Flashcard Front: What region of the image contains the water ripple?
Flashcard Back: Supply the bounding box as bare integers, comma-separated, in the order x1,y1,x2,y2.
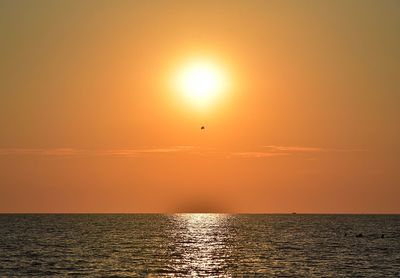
0,214,399,276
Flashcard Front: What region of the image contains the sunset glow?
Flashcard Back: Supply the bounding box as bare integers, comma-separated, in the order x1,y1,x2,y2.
0,1,399,214
1,1,399,276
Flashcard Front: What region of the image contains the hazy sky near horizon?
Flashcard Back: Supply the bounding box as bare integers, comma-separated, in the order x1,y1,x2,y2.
1,0,399,213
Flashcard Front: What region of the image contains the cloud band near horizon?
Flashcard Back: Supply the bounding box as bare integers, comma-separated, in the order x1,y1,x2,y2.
0,145,367,158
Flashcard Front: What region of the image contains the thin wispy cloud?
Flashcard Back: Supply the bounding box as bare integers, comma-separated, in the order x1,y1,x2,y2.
103,146,196,157
263,145,367,153
263,145,324,152
0,148,80,156
232,152,290,158
0,145,366,159
231,145,367,158
0,146,197,157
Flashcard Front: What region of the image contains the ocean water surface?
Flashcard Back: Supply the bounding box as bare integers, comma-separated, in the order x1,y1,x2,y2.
0,214,399,277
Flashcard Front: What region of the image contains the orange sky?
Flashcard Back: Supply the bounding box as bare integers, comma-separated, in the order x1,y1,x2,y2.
0,1,399,213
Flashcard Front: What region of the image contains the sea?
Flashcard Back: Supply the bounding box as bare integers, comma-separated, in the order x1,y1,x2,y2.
0,214,399,277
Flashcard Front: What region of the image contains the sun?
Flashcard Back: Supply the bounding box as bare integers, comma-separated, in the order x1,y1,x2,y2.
173,59,229,108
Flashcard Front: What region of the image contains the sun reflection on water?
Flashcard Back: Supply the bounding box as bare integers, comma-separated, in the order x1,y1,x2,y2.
168,214,233,277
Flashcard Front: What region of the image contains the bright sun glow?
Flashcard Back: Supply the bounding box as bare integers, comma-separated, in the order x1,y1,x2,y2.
173,59,229,108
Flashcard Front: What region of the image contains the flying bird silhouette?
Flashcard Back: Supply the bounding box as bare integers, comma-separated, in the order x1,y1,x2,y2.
201,126,205,130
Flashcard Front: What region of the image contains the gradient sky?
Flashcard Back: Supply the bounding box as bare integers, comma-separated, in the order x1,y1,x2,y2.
1,0,399,213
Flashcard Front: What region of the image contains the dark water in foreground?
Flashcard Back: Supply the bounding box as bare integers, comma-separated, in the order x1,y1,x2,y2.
0,214,399,277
